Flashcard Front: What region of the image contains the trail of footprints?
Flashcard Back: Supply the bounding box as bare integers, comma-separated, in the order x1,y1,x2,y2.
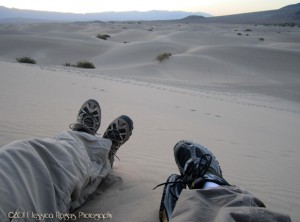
43,65,300,114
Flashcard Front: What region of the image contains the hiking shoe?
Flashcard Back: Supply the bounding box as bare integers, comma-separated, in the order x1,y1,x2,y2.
158,174,186,222
174,140,230,189
103,115,133,167
70,99,101,135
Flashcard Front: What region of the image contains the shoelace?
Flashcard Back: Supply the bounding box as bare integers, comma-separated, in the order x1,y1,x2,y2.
110,148,121,161
153,154,213,190
185,154,212,181
69,123,101,135
71,107,99,129
153,176,187,190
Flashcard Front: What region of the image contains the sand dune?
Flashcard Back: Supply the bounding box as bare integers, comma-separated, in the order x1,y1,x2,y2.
0,21,300,221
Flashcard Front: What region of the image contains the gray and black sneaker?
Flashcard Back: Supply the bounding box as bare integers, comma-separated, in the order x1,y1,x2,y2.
155,140,230,222
70,99,101,135
174,140,230,189
157,174,186,222
103,115,133,167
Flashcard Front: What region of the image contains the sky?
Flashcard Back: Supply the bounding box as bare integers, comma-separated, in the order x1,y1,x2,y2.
0,0,299,16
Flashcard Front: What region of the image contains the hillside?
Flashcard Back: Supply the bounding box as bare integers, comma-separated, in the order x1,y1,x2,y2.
182,3,300,24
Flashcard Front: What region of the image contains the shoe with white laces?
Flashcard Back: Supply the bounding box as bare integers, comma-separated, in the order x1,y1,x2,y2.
70,99,101,135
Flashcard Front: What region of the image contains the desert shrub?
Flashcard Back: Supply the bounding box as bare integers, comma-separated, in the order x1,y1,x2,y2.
63,61,95,68
258,37,265,41
284,23,295,27
16,56,36,64
156,52,172,63
97,34,111,40
75,61,95,69
64,62,71,67
245,28,252,32
237,33,242,36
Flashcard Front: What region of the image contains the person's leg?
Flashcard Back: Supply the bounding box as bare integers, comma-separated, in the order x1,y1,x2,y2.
171,186,291,222
0,100,104,221
158,140,291,222
103,115,133,167
158,140,229,221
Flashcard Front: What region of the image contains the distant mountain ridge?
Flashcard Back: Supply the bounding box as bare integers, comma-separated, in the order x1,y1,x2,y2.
181,3,300,24
0,6,211,23
1,3,299,24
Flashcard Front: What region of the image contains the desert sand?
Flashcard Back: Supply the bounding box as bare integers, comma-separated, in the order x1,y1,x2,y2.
0,21,300,221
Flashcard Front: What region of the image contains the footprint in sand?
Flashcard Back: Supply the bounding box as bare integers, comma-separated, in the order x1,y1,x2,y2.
206,113,222,118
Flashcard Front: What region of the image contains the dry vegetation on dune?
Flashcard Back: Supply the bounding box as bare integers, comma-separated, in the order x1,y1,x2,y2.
96,34,111,40
16,56,36,64
156,52,172,63
64,61,95,69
